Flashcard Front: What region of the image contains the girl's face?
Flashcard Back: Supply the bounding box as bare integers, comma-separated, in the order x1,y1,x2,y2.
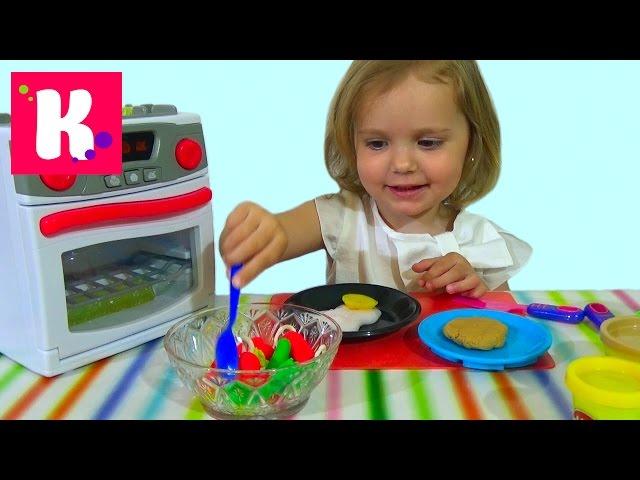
355,74,470,230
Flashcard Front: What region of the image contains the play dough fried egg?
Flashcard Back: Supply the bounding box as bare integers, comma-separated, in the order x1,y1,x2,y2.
342,293,378,310
321,305,382,332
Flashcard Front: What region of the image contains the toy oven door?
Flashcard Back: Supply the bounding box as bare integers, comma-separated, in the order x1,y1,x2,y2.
29,187,214,359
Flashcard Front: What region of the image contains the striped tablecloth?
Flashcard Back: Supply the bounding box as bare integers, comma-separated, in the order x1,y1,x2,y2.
1,290,638,420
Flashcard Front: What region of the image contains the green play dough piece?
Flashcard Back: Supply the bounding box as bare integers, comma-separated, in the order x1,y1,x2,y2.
225,382,260,407
267,337,291,368
259,358,299,398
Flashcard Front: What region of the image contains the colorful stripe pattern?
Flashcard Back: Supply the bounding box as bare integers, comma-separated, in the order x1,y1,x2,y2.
0,290,637,420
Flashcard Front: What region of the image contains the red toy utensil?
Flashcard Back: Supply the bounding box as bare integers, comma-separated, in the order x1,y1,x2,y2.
450,295,528,315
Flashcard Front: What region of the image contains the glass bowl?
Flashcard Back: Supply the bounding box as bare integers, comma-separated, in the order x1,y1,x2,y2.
163,302,342,419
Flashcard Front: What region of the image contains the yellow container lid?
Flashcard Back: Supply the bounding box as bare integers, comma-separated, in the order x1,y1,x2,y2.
565,356,640,409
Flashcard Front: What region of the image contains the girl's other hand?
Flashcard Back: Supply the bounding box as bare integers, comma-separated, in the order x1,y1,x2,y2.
412,252,488,298
219,202,288,289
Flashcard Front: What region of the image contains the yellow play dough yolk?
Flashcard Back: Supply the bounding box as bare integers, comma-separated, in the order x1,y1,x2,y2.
342,293,378,310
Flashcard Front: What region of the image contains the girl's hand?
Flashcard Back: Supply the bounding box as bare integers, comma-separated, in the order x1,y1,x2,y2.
219,202,288,288
411,252,488,298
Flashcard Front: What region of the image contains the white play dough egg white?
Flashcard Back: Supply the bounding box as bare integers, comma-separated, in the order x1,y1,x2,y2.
321,305,382,332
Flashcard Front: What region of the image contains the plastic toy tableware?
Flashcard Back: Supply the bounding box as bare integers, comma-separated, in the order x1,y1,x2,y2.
215,263,243,372
287,283,421,340
584,303,615,330
450,295,584,324
451,295,528,315
417,308,552,370
565,356,640,420
526,303,584,324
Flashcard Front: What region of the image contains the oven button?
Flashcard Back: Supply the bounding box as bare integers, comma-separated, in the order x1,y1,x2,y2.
175,138,202,170
104,175,123,188
151,105,178,115
40,174,76,191
143,168,160,182
124,170,142,185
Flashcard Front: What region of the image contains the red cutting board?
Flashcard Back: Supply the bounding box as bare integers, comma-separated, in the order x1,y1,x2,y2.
271,291,555,371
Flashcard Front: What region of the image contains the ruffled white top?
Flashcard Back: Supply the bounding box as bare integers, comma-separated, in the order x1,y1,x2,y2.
314,190,532,291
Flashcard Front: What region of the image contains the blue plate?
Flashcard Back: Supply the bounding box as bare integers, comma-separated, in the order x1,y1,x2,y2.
417,308,552,371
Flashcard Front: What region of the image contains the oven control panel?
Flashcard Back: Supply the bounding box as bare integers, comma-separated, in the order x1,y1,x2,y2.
4,104,209,200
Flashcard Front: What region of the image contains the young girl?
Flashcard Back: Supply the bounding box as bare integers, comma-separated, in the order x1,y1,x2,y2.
219,61,532,298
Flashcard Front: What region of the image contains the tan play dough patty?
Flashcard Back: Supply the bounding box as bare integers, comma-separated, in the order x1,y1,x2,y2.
443,317,508,350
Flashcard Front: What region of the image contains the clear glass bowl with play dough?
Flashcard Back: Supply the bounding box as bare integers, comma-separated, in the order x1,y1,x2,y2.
565,356,640,420
163,303,342,419
600,315,640,363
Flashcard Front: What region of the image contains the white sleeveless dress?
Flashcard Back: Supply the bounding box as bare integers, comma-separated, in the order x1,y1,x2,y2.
314,190,532,291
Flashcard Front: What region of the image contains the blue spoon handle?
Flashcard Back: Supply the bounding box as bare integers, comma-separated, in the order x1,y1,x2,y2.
228,263,242,330
215,263,243,374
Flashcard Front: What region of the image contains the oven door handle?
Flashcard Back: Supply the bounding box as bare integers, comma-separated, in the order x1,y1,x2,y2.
39,187,213,237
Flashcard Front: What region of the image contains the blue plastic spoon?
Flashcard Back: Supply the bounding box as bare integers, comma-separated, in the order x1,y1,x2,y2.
215,263,242,374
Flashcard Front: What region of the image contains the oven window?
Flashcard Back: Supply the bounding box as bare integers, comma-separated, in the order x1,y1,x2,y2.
62,228,196,331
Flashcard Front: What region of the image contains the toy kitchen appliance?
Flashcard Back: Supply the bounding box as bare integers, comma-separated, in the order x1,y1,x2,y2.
0,104,215,376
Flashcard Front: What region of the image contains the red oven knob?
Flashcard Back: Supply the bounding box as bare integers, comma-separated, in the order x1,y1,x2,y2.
175,138,202,170
40,174,77,191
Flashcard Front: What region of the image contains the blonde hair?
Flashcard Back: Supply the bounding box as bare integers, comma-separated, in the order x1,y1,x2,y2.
324,60,500,211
